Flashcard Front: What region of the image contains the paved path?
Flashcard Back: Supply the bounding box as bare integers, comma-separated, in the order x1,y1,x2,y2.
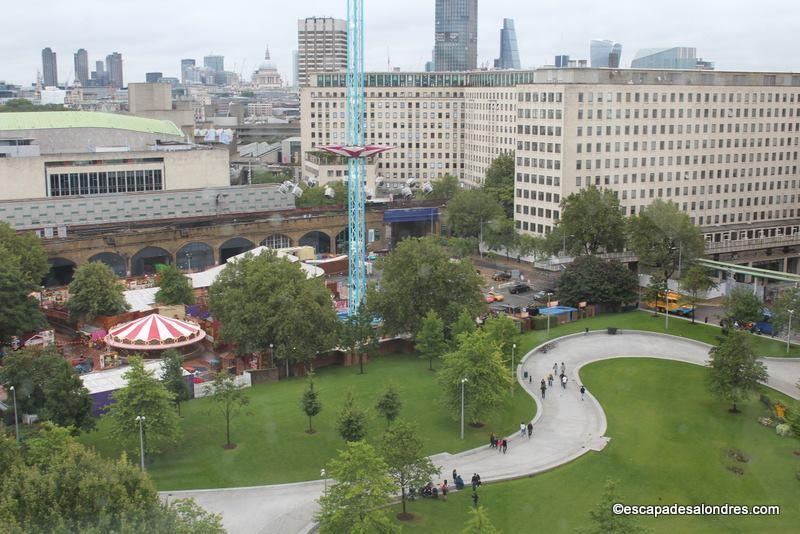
165,331,800,534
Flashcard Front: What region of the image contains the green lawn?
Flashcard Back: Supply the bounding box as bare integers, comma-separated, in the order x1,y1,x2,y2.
79,353,534,490
393,358,800,533
514,310,800,359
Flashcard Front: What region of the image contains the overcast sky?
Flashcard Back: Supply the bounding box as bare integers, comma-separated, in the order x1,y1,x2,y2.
2,0,799,87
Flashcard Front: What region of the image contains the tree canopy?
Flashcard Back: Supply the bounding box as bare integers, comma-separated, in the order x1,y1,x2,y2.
0,222,49,285
556,256,637,309
445,189,505,238
0,247,44,343
161,349,190,415
338,306,379,375
723,286,762,326
336,391,367,442
680,264,716,323
381,420,439,517
483,314,519,364
707,330,768,413
429,174,460,200
66,262,129,321
370,237,485,336
555,186,625,255
463,506,502,534
301,372,322,433
770,287,800,335
155,265,195,306
210,371,250,448
580,480,648,534
483,152,515,218
416,310,447,371
375,383,402,428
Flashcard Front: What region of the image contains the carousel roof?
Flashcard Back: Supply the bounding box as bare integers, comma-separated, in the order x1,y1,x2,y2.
105,313,205,350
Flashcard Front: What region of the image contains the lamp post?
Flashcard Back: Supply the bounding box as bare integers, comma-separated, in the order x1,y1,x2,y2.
10,385,19,443
546,292,553,335
664,277,670,330
562,233,574,257
321,468,327,493
511,343,516,396
269,343,274,368
460,377,468,440
135,415,146,471
479,217,484,259
787,309,794,353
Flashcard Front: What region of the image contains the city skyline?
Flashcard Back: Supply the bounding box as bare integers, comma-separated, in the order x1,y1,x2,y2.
2,0,800,86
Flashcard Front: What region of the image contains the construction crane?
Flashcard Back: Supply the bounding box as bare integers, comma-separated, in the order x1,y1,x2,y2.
320,0,392,316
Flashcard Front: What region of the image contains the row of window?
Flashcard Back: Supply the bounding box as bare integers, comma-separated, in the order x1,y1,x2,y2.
576,121,799,137
48,169,164,197
572,174,799,190
575,138,797,154
577,91,800,104
576,106,799,120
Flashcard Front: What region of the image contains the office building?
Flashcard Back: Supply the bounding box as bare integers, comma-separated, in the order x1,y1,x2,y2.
204,55,225,73
42,47,58,87
90,61,108,86
181,59,196,84
631,47,714,70
494,18,521,70
555,55,570,68
434,0,478,71
590,40,622,68
292,50,299,87
74,49,89,86
297,17,347,86
608,44,622,68
145,72,163,83
106,52,124,88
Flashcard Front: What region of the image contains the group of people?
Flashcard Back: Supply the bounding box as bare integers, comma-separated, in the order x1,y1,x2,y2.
538,362,587,399
489,433,509,453
518,421,533,439
418,470,480,501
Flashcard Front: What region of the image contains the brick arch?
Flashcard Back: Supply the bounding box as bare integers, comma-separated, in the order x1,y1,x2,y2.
175,242,216,272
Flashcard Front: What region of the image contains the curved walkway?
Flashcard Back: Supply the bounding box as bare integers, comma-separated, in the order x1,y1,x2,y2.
165,331,800,534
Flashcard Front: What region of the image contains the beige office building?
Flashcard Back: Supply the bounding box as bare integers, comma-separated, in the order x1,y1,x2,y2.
297,18,348,87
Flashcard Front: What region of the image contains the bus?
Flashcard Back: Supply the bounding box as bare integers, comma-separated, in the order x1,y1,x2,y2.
644,290,694,317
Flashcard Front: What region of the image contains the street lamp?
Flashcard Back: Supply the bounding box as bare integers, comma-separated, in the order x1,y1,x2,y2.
511,343,516,396
787,309,794,353
460,377,468,440
321,468,327,493
546,292,554,335
135,415,146,471
269,343,274,368
9,385,19,443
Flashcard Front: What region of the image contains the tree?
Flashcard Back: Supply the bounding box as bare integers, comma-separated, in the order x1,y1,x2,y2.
483,152,515,218
642,273,667,315
155,264,195,306
580,480,648,534
484,314,519,363
707,330,768,413
556,256,637,310
301,372,322,433
556,186,626,255
0,347,93,433
375,384,402,428
483,217,518,260
770,287,800,336
381,420,440,518
450,308,477,341
723,286,762,326
369,237,485,337
517,233,545,260
0,424,224,533
0,98,66,113
338,306,379,375
209,251,338,375
66,262,129,321
446,236,479,259
0,247,44,344
210,371,250,449
108,356,181,455
161,349,190,415
627,199,705,279
416,310,447,371
336,391,367,442
316,441,399,534
445,189,504,238
430,173,460,200
438,329,513,425
0,221,49,285
463,506,501,534
680,264,716,323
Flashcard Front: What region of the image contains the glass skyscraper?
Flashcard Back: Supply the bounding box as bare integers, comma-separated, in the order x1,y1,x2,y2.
590,39,622,68
494,18,521,69
434,0,478,71
631,47,713,70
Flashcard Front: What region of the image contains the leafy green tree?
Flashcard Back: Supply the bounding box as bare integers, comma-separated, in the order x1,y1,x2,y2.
161,349,190,415
438,329,513,424
555,186,625,255
155,264,195,306
642,273,667,315
770,287,800,336
446,236,479,258
579,480,649,534
316,441,399,534
627,199,705,279
416,310,447,371
517,233,545,260
338,306,379,375
209,251,338,375
108,356,181,455
0,424,224,533
0,98,66,113
707,330,768,413
463,506,502,534
66,262,129,321
430,174,460,200
375,383,402,428
483,152,515,218
336,391,367,442
295,181,348,208
556,256,637,309
370,237,485,337
723,286,762,326
484,314,519,363
483,217,518,260
301,372,322,433
0,222,49,285
210,371,250,448
451,309,477,341
445,189,504,238
680,264,716,323
0,247,44,343
0,347,93,433
381,420,440,518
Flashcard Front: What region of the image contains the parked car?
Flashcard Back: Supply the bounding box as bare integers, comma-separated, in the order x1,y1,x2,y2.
509,283,531,294
488,291,504,302
492,271,512,281
532,290,548,301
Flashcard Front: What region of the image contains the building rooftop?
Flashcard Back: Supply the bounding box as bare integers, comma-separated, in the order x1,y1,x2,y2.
0,111,183,137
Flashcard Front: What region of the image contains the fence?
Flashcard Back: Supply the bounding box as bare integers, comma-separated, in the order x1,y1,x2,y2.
193,372,252,398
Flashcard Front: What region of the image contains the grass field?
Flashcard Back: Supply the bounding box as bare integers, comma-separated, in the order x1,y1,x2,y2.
79,353,535,490
393,358,800,533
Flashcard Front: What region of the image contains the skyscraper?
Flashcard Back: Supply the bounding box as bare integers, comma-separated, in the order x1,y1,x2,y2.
434,0,478,71
608,43,622,68
590,39,622,68
631,47,713,70
296,17,347,86
203,55,224,72
74,49,89,86
106,52,123,88
41,47,58,87
494,18,520,69
145,72,163,83
181,59,195,84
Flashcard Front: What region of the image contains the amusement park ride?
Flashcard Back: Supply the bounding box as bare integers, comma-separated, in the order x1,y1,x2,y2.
320,0,393,316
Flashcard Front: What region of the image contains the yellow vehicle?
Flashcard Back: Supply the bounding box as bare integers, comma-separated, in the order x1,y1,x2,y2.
644,291,694,317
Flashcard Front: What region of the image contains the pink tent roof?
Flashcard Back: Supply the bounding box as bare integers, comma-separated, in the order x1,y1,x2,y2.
105,314,205,350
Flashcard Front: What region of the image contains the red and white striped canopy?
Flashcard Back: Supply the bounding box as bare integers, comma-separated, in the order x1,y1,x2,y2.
105,314,205,350
318,144,394,158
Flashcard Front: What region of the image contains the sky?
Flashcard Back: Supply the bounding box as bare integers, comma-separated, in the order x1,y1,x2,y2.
2,0,800,87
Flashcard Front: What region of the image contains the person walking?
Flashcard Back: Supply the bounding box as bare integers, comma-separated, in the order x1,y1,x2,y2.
498,438,504,453
452,469,458,482
580,385,586,400
519,422,526,437
540,381,547,399
560,362,566,375
471,473,478,490
502,439,508,454
547,373,553,387
561,374,567,389
527,422,533,439
489,433,496,449
440,480,448,501
553,362,558,376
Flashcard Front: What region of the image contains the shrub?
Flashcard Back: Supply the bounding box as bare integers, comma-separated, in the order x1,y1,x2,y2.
776,423,792,437
758,416,776,427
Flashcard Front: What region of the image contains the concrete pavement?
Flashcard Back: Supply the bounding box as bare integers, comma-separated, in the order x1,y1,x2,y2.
163,331,800,534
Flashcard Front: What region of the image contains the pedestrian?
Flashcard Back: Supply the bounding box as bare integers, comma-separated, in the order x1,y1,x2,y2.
498,438,503,453
580,385,586,400
540,382,547,399
489,433,496,448
548,373,553,387
519,422,526,437
452,469,458,482
560,362,566,375
502,439,508,454
475,473,481,487
561,374,567,389
704,316,708,324
553,362,558,376
441,480,448,501
529,375,532,384
584,327,589,335
527,422,533,439
471,473,478,490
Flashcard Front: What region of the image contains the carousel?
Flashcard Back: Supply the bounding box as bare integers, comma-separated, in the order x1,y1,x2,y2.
104,313,206,352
